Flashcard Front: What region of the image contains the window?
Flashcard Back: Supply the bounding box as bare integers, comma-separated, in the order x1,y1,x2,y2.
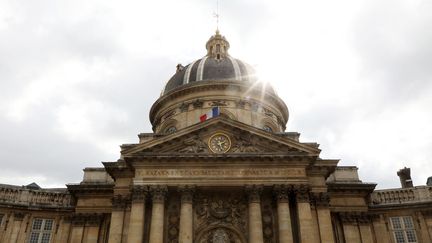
390,216,417,243
0,213,4,225
165,126,177,134
263,125,273,132
28,218,54,243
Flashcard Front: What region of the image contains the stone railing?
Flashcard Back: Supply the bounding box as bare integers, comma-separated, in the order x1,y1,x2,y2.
370,186,432,206
0,184,73,209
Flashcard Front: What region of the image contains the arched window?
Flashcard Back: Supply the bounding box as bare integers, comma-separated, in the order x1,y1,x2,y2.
263,125,273,132
165,126,177,134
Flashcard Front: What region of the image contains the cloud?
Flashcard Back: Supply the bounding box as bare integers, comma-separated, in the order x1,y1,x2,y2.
0,0,431,189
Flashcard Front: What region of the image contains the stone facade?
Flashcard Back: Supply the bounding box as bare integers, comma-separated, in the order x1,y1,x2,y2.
1,31,432,243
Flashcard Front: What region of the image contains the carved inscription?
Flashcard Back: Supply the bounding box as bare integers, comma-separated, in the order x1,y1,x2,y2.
137,168,305,179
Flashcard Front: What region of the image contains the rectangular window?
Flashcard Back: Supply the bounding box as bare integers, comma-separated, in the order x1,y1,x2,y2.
389,216,418,243
0,213,4,225
28,218,54,243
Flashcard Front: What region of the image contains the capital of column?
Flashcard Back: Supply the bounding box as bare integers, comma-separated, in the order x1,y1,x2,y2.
131,185,148,202
294,185,310,203
13,212,25,221
178,185,196,204
311,192,330,207
273,184,290,203
112,194,130,210
245,185,263,203
150,185,168,203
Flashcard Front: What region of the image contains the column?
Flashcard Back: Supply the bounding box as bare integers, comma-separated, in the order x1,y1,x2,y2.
9,212,24,243
70,215,85,243
340,213,361,243
274,185,293,243
313,192,336,243
84,214,103,243
55,216,72,242
149,185,168,243
372,215,391,243
358,219,374,243
127,186,148,243
178,186,195,243
246,185,264,243
108,195,128,243
295,185,318,243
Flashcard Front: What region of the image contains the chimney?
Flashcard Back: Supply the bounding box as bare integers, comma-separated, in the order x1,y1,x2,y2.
397,167,413,188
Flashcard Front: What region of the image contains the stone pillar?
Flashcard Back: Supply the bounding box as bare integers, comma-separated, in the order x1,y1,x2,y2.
295,185,318,243
149,185,168,243
127,186,148,243
9,212,24,243
274,185,293,243
55,216,72,242
70,215,86,243
417,212,432,243
372,215,391,243
84,214,103,243
108,195,128,243
358,214,374,243
179,186,195,243
246,185,264,243
340,213,361,243
313,192,335,243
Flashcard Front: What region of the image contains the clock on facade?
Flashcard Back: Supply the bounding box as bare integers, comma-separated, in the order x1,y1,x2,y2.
208,133,231,153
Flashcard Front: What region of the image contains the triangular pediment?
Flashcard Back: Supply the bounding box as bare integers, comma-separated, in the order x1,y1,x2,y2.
122,117,320,157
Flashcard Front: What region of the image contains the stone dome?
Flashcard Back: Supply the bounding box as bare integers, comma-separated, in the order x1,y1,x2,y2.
150,30,288,134
161,30,258,96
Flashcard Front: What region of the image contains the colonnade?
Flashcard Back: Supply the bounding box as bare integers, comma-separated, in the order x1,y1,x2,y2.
105,185,334,243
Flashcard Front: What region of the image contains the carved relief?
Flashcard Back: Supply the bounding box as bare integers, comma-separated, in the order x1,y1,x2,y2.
194,192,248,242
177,135,209,153
112,195,129,210
294,185,310,203
131,185,148,202
311,192,330,207
179,102,189,112
193,99,204,108
261,198,276,243
150,185,168,203
166,196,180,243
235,100,247,109
231,134,261,153
197,227,243,243
209,100,228,107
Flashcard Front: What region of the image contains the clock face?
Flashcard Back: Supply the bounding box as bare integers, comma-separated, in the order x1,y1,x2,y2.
208,133,231,153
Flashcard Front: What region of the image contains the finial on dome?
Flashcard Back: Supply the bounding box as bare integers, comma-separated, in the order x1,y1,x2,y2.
205,30,230,60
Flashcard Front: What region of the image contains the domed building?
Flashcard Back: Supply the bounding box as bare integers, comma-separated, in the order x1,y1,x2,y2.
0,31,431,243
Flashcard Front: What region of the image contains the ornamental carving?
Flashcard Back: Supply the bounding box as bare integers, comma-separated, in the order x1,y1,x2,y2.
166,197,180,243
208,100,228,107
179,185,195,204
261,198,277,243
131,185,148,202
177,135,209,153
231,134,262,153
311,192,330,207
197,227,244,243
179,102,189,112
194,192,248,237
150,185,168,203
193,99,204,108
245,185,263,203
112,195,129,210
294,185,310,203
273,185,290,203
235,100,247,109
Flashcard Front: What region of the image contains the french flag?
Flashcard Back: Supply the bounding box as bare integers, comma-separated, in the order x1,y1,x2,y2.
200,107,220,122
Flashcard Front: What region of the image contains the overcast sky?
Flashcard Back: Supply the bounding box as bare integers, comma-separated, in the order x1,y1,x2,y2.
0,0,431,189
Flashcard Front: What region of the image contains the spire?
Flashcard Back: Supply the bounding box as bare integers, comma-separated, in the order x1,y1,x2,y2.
205,30,230,60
